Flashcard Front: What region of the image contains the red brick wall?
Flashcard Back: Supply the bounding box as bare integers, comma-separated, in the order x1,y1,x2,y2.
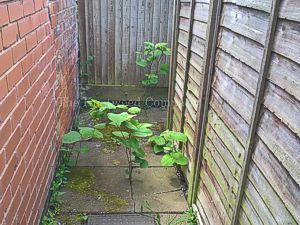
0,0,78,224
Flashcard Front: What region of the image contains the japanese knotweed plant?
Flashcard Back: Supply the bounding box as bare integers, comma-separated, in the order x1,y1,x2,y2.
136,42,171,86
149,130,189,167
63,100,154,180
107,106,154,179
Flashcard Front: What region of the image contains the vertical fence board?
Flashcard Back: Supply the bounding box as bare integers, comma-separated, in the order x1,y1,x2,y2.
79,0,174,87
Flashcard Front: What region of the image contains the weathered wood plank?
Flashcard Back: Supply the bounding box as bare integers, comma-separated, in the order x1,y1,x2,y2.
279,0,300,22
207,109,245,166
243,179,277,225
187,76,200,97
240,196,263,225
188,64,203,86
122,0,131,84
210,90,249,145
198,181,224,225
253,139,300,222
92,0,100,84
107,0,115,84
205,139,239,195
223,0,271,12
191,35,206,58
200,169,232,224
274,20,300,65
215,49,259,96
129,0,138,84
218,28,264,72
268,53,300,101
238,209,252,225
115,0,123,84
212,68,254,123
248,163,297,224
192,21,207,40
206,127,242,180
100,0,108,84
179,2,191,19
221,4,269,45
194,3,209,22
202,148,237,208
257,109,300,186
136,0,146,84
264,82,300,137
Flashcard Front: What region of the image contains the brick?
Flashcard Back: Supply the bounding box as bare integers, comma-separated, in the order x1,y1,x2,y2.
17,76,30,98
8,1,24,22
0,49,13,76
20,107,33,134
21,52,35,74
36,26,45,43
23,0,35,16
11,158,25,195
0,119,11,149
12,39,27,63
6,64,22,90
11,98,26,129
0,153,17,195
0,76,8,101
0,89,17,122
30,13,40,30
34,0,44,11
25,31,37,52
39,8,49,25
4,126,21,163
2,23,19,48
0,31,3,51
0,5,9,27
18,17,32,37
0,187,11,223
4,188,21,225
16,130,31,161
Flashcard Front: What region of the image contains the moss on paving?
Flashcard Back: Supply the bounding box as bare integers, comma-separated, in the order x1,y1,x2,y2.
65,168,129,212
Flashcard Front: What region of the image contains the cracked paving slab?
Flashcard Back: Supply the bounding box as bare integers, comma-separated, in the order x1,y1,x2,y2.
132,168,188,213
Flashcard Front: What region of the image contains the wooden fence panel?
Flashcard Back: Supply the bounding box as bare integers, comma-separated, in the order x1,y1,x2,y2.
169,0,300,224
78,0,174,87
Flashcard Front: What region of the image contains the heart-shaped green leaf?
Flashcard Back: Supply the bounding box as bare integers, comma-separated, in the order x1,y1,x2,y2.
62,131,81,144
135,157,149,168
172,152,188,166
108,112,135,127
94,123,106,130
79,127,95,140
112,131,129,138
161,154,174,166
132,127,153,137
133,147,145,158
136,58,148,67
149,135,166,146
128,107,141,114
153,144,164,154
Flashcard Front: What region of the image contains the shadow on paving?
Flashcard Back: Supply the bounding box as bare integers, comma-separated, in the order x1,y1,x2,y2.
57,108,188,224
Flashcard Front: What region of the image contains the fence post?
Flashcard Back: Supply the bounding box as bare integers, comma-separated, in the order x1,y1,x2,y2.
187,0,223,205
167,0,180,129
230,1,280,224
177,0,196,135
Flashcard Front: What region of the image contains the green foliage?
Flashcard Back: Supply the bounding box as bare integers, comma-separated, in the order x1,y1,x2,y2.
136,41,171,86
80,55,94,79
149,130,189,167
41,148,72,225
106,109,154,177
76,213,88,223
128,106,141,114
62,131,81,144
141,202,198,225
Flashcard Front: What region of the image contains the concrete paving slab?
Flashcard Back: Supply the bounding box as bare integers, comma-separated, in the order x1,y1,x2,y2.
60,167,133,213
75,142,128,167
88,214,155,225
132,168,188,213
